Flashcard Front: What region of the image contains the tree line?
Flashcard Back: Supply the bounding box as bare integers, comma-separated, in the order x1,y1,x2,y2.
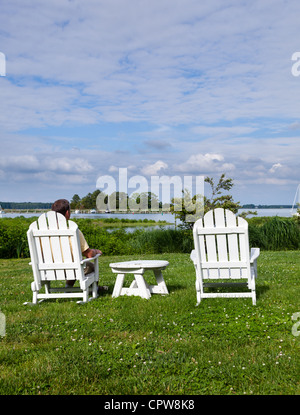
70,190,164,211
1,174,243,225
70,174,245,229
0,202,52,210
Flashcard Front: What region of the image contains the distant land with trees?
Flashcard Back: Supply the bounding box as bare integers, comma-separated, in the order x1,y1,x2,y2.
1,174,294,211
0,202,52,210
0,182,294,211
241,204,292,209
0,200,293,211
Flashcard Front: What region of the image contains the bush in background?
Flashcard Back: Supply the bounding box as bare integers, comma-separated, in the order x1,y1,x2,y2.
0,215,299,259
0,217,33,258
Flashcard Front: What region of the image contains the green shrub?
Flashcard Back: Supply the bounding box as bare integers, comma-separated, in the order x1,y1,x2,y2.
130,228,193,254
248,224,268,250
0,216,298,259
260,216,300,250
247,216,300,251
0,217,35,258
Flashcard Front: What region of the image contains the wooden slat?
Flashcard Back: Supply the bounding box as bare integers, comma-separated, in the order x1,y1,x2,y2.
37,213,55,280
47,212,65,280
27,226,43,290
204,210,218,278
225,210,240,277
238,216,250,278
68,220,83,280
214,208,228,278
201,261,248,268
38,263,79,270
56,212,76,281
197,227,244,235
201,292,253,299
32,229,75,237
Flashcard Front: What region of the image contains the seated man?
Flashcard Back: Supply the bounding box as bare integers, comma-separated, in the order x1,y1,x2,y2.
51,199,107,294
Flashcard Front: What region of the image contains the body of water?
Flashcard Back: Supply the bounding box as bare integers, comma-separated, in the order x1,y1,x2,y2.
237,208,294,218
0,208,294,221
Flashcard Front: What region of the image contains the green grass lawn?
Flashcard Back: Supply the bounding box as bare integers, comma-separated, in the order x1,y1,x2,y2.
0,251,299,395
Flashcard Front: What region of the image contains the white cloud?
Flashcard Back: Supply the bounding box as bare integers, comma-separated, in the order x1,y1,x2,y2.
141,160,168,176
0,154,92,174
1,0,300,130
269,163,283,174
0,0,300,203
178,153,235,174
108,165,119,173
45,157,93,174
0,155,40,172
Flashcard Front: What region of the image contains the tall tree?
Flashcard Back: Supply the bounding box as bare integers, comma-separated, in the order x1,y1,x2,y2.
171,174,241,229
70,194,81,209
81,190,101,210
204,174,240,214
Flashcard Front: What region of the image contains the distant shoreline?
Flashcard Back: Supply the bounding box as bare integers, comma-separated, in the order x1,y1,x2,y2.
0,205,294,213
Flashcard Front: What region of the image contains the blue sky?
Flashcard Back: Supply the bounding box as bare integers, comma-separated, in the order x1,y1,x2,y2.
0,0,299,205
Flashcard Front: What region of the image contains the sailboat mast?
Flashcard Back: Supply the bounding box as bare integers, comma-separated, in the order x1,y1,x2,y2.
291,184,300,214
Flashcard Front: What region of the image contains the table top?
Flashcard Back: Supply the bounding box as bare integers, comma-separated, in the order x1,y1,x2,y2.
109,260,169,270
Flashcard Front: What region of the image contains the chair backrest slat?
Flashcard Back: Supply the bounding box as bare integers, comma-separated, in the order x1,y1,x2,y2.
225,209,240,277
37,213,55,280
237,216,250,278
46,211,65,280
56,212,76,281
214,208,229,278
68,220,82,280
203,211,217,278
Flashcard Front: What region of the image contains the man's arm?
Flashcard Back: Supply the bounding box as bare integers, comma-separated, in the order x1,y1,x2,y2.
82,248,102,258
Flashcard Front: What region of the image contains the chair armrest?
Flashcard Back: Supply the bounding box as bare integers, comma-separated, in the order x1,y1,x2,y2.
81,253,101,264
250,248,260,263
190,250,196,263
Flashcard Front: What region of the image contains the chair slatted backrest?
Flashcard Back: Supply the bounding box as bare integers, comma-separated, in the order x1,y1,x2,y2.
27,211,83,289
193,208,251,279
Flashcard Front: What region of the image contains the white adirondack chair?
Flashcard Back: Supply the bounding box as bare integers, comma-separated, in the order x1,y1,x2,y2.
190,208,260,305
25,211,100,305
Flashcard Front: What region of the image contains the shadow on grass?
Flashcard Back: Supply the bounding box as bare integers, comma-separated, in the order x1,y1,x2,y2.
165,283,187,293
256,284,270,300
196,282,270,301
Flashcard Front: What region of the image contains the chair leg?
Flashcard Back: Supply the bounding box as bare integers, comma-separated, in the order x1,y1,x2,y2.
252,277,256,305
250,267,256,305
77,289,89,304
195,278,202,306
196,291,201,306
44,282,51,295
92,281,98,299
24,290,38,306
32,287,39,305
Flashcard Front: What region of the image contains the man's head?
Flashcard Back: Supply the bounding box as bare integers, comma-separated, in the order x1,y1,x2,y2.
51,199,70,219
